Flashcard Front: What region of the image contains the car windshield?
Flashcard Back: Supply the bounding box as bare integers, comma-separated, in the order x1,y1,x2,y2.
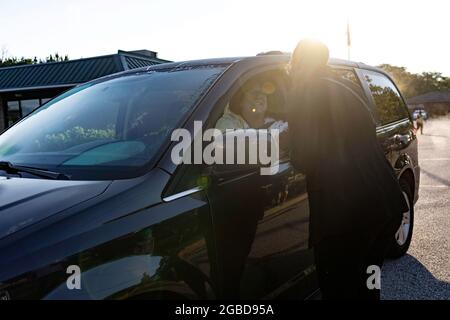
0,65,226,180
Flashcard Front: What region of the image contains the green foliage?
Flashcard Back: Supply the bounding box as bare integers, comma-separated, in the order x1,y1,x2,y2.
42,126,116,150
0,52,69,68
368,83,406,123
378,64,450,98
0,56,35,67
44,53,69,63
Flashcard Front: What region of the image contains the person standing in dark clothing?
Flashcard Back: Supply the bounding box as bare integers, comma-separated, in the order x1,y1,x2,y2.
287,39,409,300
416,114,424,134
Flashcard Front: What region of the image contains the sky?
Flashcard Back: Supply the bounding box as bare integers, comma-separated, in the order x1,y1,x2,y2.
1,0,449,76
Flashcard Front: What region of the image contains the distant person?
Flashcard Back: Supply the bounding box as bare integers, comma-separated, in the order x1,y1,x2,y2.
287,39,409,300
416,114,424,134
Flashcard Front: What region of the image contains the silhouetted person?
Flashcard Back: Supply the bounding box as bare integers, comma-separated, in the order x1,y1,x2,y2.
416,114,424,134
287,39,409,300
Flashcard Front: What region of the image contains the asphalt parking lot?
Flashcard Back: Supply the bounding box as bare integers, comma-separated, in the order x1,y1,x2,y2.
382,115,450,300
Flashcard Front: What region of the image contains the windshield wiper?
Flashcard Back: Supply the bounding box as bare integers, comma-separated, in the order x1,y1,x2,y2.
0,161,71,180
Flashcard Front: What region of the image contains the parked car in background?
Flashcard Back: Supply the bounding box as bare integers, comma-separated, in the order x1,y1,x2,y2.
412,109,428,120
0,54,419,300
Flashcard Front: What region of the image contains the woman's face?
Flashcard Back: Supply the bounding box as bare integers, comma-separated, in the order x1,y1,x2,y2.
240,85,268,125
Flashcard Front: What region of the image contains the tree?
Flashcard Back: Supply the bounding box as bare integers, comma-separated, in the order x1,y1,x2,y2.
378,64,450,98
0,48,69,68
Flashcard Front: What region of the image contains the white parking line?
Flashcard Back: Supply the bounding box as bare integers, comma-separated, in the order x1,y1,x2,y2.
420,185,450,188
420,158,450,161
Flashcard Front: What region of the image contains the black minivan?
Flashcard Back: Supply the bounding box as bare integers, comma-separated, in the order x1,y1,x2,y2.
0,54,419,300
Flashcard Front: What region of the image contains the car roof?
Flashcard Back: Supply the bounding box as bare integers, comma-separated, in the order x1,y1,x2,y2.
130,54,387,75
90,54,390,84
123,54,360,70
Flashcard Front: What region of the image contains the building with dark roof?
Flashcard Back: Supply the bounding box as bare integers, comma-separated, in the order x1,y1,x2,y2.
407,90,450,115
0,49,170,131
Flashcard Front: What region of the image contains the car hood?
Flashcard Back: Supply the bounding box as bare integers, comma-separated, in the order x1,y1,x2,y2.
0,177,111,239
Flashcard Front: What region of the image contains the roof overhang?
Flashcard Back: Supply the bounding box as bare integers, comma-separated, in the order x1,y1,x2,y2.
0,83,77,94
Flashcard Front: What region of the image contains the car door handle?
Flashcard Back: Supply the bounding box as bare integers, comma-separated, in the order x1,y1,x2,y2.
162,186,203,202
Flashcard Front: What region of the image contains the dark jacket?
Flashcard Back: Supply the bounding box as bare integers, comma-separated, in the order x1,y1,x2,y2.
288,69,408,245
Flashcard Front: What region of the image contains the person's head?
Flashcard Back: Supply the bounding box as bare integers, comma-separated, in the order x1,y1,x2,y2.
230,80,271,127
289,39,330,79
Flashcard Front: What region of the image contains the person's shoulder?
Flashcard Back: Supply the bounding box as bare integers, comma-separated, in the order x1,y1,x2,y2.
215,112,246,131
215,114,235,130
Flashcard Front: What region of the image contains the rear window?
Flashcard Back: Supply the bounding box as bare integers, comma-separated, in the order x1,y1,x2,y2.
330,68,368,102
361,70,409,125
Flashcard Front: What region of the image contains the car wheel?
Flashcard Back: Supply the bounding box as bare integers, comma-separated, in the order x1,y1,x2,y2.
388,180,414,258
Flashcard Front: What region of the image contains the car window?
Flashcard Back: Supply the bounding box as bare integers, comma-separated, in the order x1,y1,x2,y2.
169,71,290,195
330,68,360,86
213,71,290,153
361,70,409,125
330,67,369,104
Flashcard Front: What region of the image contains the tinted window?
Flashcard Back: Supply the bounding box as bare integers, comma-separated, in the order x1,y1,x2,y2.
331,68,360,86
7,101,21,127
41,98,52,104
362,70,409,125
330,68,368,103
0,66,226,180
21,99,40,116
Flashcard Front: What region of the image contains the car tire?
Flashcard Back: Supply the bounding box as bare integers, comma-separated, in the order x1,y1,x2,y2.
388,180,414,258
